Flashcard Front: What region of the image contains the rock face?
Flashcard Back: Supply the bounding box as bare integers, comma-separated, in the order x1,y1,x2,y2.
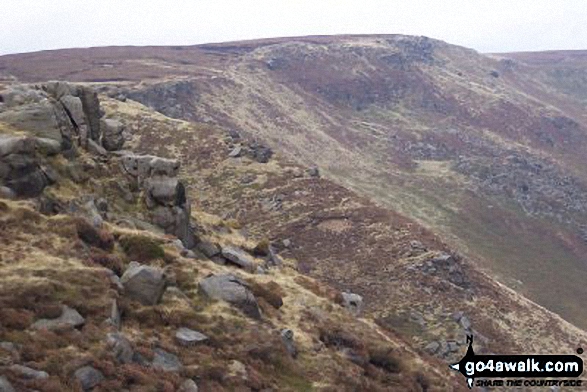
120,262,166,305
32,305,85,330
199,274,261,319
121,153,195,248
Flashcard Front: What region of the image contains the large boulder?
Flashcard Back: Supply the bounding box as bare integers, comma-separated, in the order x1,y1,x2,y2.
199,274,261,319
150,204,194,249
101,119,125,151
120,262,166,305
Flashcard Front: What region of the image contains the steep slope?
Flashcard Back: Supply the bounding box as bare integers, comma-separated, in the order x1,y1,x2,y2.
3,35,584,329
2,36,587,383
0,82,472,391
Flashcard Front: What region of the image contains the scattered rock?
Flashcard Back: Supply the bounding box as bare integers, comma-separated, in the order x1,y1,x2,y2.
32,305,85,330
0,376,15,392
9,364,49,380
266,247,284,268
421,253,469,288
282,239,292,248
424,341,441,354
199,274,261,319
175,327,209,346
196,240,220,258
409,311,426,327
179,379,199,392
308,166,320,177
410,240,426,252
107,333,134,364
228,145,242,158
152,348,182,372
280,329,298,358
221,246,257,271
120,262,166,305
249,142,273,163
341,292,363,316
74,366,104,391
460,316,472,331
256,266,266,275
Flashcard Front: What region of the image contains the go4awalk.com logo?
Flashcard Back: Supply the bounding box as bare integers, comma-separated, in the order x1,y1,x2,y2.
449,336,584,389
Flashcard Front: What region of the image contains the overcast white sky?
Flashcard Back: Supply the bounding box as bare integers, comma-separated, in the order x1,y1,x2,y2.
2,0,586,56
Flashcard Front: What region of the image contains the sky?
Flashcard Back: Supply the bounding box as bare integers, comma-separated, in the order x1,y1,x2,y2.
2,0,587,56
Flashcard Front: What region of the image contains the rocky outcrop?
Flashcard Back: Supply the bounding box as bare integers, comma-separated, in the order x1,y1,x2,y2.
0,82,127,199
121,153,195,248
199,274,261,319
